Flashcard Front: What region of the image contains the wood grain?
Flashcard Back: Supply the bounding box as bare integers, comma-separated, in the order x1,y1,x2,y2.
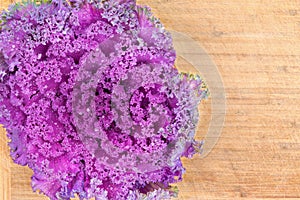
1,0,300,199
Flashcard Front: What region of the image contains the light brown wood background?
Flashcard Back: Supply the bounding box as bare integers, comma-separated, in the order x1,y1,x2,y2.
1,0,300,199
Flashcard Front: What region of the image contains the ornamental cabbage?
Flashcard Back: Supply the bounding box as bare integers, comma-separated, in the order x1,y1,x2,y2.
0,0,208,199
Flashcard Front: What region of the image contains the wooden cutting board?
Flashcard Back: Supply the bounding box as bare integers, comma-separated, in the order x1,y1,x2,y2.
1,0,300,199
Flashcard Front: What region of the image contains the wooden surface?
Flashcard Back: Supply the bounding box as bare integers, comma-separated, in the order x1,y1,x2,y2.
1,0,300,199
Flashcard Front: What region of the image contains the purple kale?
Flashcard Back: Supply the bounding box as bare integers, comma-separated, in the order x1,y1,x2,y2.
0,0,209,199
